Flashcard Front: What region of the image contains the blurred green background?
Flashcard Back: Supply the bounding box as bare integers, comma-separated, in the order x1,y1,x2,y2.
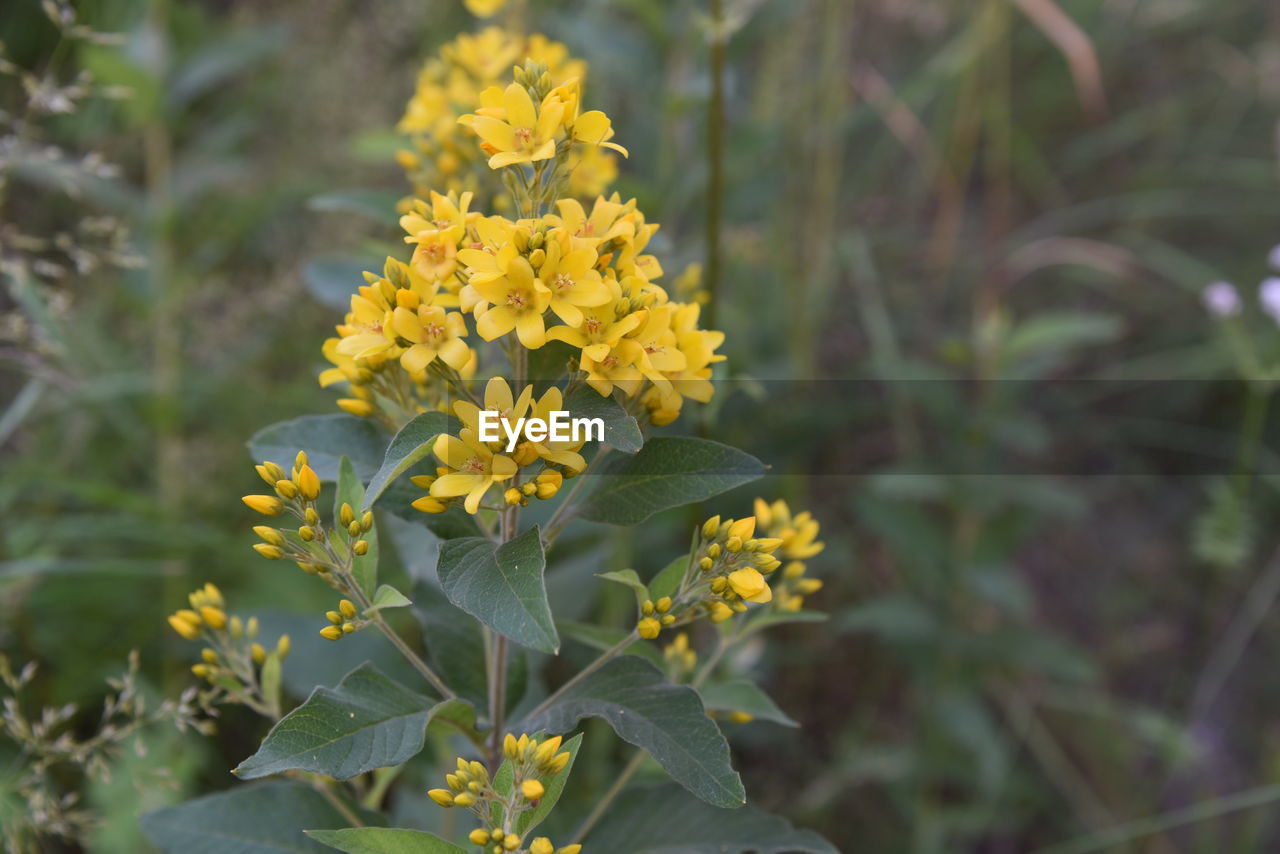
6,0,1280,851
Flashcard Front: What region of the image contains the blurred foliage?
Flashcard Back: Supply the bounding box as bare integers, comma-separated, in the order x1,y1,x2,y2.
7,0,1280,851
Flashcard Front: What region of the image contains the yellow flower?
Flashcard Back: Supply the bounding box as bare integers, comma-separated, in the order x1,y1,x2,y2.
430,429,518,513
570,109,628,157
580,339,645,397
546,302,646,362
460,83,565,169
727,568,772,604
453,376,534,443
567,144,618,199
525,385,586,472
468,253,552,348
537,231,611,326
463,0,507,17
392,304,472,374
637,617,661,639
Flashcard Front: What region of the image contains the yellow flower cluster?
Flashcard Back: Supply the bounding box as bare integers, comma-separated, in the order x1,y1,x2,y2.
426,735,579,854
628,499,826,640
166,583,290,717
753,498,825,612
397,28,613,202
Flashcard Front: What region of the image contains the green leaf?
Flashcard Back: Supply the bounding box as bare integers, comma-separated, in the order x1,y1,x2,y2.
596,569,648,607
577,438,765,526
426,697,481,740
336,457,378,598
234,663,438,780
249,415,385,482
141,781,373,853
585,783,837,854
363,412,457,510
520,657,744,808
699,679,797,727
490,733,583,834
308,828,467,854
437,527,558,654
556,620,663,666
367,584,412,614
307,190,403,226
647,555,689,601
564,386,643,453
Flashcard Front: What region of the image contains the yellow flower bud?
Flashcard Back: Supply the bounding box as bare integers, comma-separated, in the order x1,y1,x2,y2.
470,830,491,846
699,556,713,571
353,539,370,556
753,537,784,553
199,606,227,630
504,487,525,506
701,515,721,538
242,495,284,516
338,398,375,417
320,625,343,641
410,474,437,489
521,482,537,496
295,451,309,469
339,599,357,619
534,481,559,500
783,561,806,579
512,443,539,467
491,829,504,841
413,496,447,514
530,838,554,854
730,711,754,724
557,846,582,854
298,525,315,541
641,600,654,615
708,601,734,622
255,464,276,485
453,792,476,808
655,597,672,613
341,621,357,634
755,555,781,573
502,834,520,851
727,517,756,540
726,536,743,553
348,520,361,537
361,511,374,531
251,643,266,665
191,663,211,678
727,568,772,603
253,526,285,546
660,614,675,626
796,578,824,594
248,616,259,638
305,507,320,526
253,543,284,560
230,615,244,638
521,779,545,800
326,610,343,625
296,465,321,500
427,788,455,807
707,543,721,559
168,614,201,640
275,479,299,499
201,648,219,664
709,577,727,593
277,634,291,658
637,617,661,639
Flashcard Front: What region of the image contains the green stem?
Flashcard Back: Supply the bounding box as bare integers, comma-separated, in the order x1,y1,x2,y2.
523,630,638,721
368,610,455,699
703,0,726,332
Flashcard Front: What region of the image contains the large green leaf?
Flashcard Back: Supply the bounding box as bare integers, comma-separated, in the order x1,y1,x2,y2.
577,438,765,526
308,828,467,854
584,783,837,854
234,663,438,780
249,415,385,482
140,782,373,853
437,526,558,654
336,456,378,597
699,679,797,727
363,412,458,510
564,386,643,453
490,733,583,834
520,656,744,808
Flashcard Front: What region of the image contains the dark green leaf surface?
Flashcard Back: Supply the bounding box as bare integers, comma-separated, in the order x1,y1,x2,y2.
585,783,838,854
308,828,467,854
234,663,436,780
363,411,457,510
577,438,765,526
520,656,744,807
140,782,370,854
249,415,385,482
596,569,648,606
437,527,558,653
565,386,643,453
647,555,689,601
699,679,798,727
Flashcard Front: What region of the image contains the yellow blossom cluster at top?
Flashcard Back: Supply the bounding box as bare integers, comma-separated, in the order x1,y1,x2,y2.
397,27,614,203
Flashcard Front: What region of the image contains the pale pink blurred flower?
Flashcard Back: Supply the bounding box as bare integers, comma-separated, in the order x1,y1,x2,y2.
1202,281,1241,317
1260,278,1280,323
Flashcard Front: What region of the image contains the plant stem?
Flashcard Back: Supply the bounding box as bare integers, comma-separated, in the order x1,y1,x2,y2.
571,748,646,844
369,611,455,699
542,445,612,546
524,630,638,721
